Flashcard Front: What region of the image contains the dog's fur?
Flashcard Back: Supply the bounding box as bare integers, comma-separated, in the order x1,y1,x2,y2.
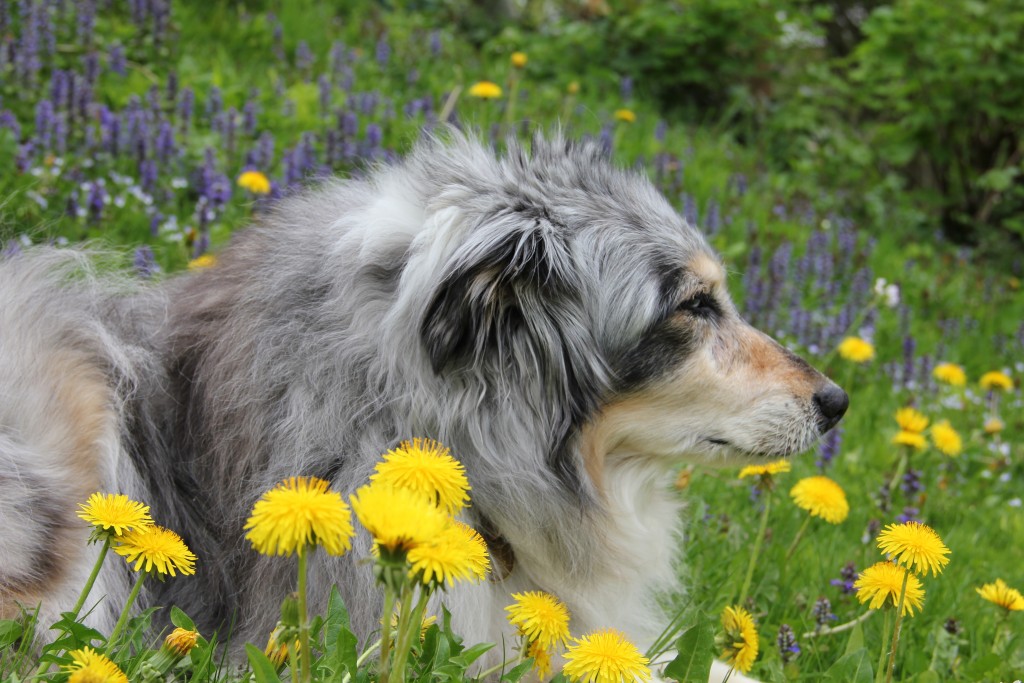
0,134,846,671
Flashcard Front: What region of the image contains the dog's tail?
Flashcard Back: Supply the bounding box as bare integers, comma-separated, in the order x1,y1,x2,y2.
0,249,147,630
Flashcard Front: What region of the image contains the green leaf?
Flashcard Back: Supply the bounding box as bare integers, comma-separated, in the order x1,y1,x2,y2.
499,657,536,682
324,586,351,650
0,620,24,649
844,620,865,655
663,611,715,683
246,643,283,683
825,648,873,683
962,652,1002,679
169,606,196,631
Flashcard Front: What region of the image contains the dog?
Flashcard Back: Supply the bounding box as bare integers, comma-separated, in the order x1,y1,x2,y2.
0,133,846,678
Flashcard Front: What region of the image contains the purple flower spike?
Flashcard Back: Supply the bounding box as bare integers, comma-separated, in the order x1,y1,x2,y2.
777,624,800,664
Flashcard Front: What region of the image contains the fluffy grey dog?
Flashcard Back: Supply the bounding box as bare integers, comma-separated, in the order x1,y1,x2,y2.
0,134,846,669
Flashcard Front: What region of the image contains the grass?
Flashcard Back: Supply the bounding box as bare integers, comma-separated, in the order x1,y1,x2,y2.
0,1,1022,682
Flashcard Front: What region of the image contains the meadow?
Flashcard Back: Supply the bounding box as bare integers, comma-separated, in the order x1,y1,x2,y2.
0,1,1022,682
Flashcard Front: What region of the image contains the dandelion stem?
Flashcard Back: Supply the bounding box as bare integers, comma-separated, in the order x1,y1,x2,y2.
72,536,112,618
378,583,398,683
784,515,812,563
874,609,892,683
737,491,772,606
884,570,911,683
801,610,875,639
34,537,114,676
297,549,313,683
389,585,422,683
722,665,735,683
106,570,149,653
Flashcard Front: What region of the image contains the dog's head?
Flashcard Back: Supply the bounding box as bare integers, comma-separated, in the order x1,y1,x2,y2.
413,134,846,478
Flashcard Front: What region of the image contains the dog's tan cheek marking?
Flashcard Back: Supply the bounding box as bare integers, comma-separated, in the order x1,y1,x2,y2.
736,327,818,398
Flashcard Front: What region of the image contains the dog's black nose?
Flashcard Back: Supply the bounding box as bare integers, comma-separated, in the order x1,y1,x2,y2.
813,385,849,430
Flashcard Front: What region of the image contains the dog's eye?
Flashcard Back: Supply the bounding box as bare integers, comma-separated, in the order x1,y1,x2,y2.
677,293,718,317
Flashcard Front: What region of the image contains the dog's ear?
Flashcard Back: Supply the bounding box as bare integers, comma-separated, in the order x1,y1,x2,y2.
420,206,576,373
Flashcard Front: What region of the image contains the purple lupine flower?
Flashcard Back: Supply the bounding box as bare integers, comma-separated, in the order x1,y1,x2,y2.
339,110,358,137
0,110,22,141
139,158,158,191
816,425,842,470
192,231,209,259
295,40,313,74
152,0,171,48
34,99,55,149
896,506,919,524
329,40,346,80
830,562,857,595
53,115,67,154
901,469,923,497
86,180,107,222
166,70,179,104
155,120,175,162
375,34,390,67
318,74,332,116
875,481,891,513
429,30,442,56
178,87,194,129
654,119,667,142
133,245,159,279
812,597,836,628
242,95,259,136
257,131,274,168
82,51,100,85
222,107,238,157
902,334,916,389
149,210,162,236
776,624,800,664
65,193,79,218
17,2,41,85
206,86,222,122
0,0,9,37
682,193,698,227
598,125,613,157
38,1,55,57
705,199,720,236
109,44,127,76
270,14,285,63
50,69,69,110
620,75,633,100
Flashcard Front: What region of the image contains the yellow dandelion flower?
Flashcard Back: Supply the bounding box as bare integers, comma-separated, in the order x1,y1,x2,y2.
930,420,962,457
854,561,925,616
976,578,1024,612
562,629,651,683
188,254,216,270
468,81,503,99
933,362,966,386
244,477,354,557
979,371,1013,391
719,605,759,674
77,493,153,537
237,170,272,195
163,627,200,656
527,640,553,679
350,482,449,554
837,336,874,363
614,109,636,123
112,525,196,576
984,417,1005,434
790,476,849,524
371,439,470,515
876,521,950,577
895,407,929,433
505,591,571,650
265,631,299,667
407,520,490,587
892,430,927,450
511,52,528,68
738,460,791,479
64,647,129,683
